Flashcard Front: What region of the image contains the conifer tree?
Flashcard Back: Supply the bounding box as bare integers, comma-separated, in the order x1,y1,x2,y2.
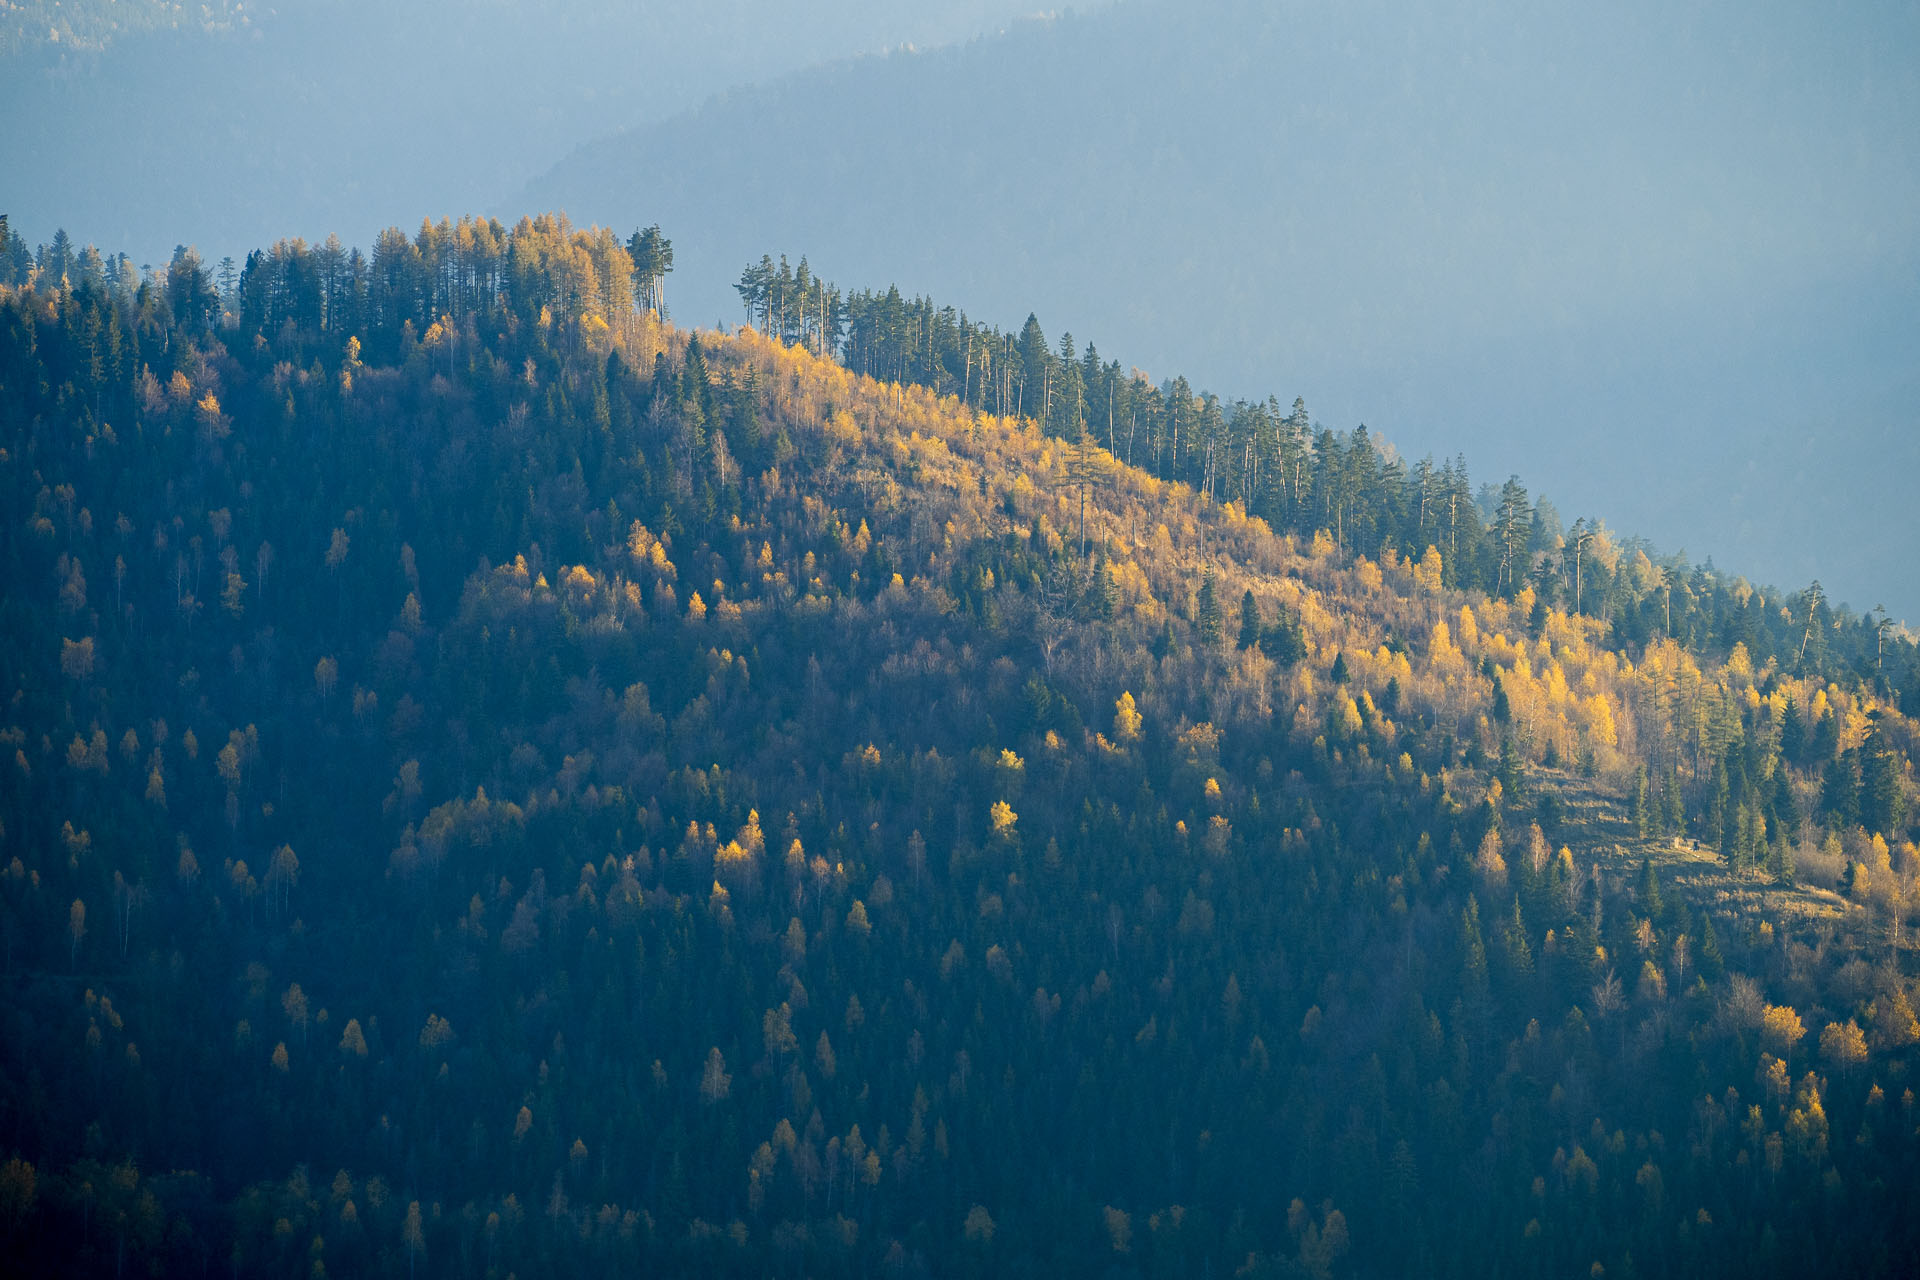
1460,897,1489,1001
1238,589,1261,650
1503,897,1533,977
1860,723,1907,836
1196,572,1223,648
628,225,673,315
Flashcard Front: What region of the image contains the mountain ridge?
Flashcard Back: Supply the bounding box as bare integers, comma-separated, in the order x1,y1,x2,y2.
520,0,1920,623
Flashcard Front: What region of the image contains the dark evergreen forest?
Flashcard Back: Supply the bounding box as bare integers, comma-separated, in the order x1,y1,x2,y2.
1,215,1917,1277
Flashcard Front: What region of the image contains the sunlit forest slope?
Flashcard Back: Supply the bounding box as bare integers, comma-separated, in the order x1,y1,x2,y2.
1,215,1918,1277
526,0,1920,622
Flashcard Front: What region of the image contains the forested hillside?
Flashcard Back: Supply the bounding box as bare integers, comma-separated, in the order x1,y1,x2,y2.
2,215,1918,1277
526,0,1920,624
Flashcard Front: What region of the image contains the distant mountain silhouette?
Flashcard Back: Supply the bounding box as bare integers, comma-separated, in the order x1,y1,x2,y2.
0,0,1050,267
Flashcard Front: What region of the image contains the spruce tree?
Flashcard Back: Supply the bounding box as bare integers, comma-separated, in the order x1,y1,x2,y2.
1769,831,1796,883
1822,753,1859,827
1238,589,1261,650
1504,897,1534,977
1779,698,1805,765
1860,724,1907,835
1698,911,1725,978
1460,897,1489,1002
1497,736,1523,798
1196,572,1223,647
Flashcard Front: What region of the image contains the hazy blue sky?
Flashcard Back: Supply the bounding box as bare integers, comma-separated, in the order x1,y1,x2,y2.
0,0,1072,260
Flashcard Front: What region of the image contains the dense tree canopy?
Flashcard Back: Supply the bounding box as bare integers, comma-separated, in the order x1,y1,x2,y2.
0,216,1916,1276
